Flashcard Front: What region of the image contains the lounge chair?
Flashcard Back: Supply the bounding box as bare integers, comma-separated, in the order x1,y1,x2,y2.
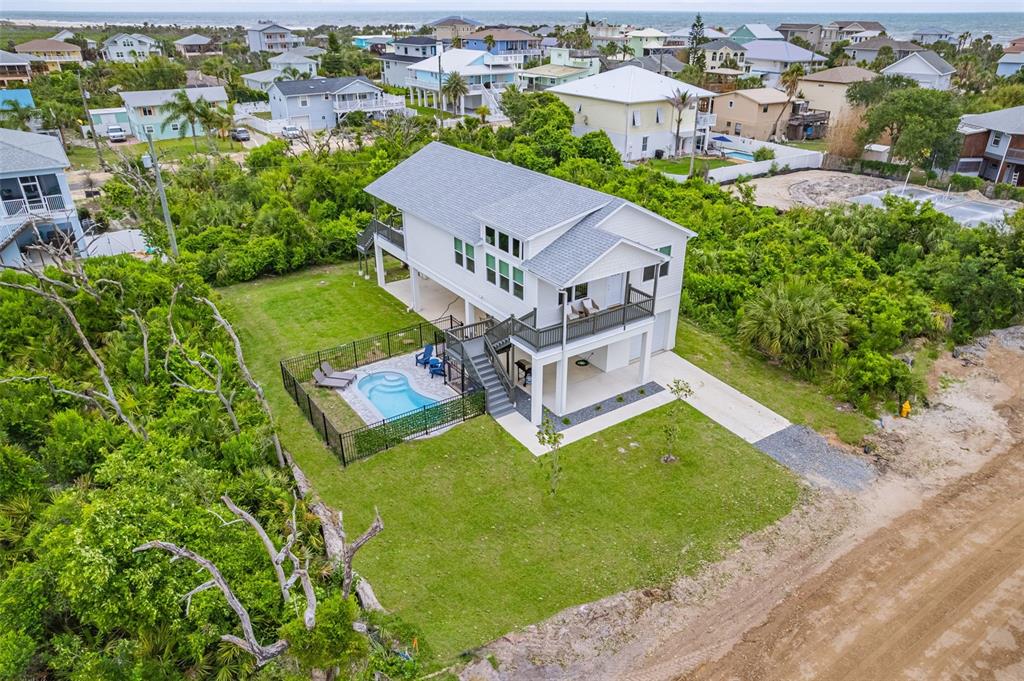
320,361,357,384
581,298,600,315
313,368,354,389
415,343,434,368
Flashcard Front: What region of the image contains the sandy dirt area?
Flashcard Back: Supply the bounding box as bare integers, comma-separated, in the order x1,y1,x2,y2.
737,170,896,211
462,328,1024,681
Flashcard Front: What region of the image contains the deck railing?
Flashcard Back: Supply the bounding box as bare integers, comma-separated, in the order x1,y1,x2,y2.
369,218,405,250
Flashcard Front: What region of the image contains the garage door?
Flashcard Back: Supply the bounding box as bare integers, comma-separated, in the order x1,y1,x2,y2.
288,115,310,129
629,311,670,361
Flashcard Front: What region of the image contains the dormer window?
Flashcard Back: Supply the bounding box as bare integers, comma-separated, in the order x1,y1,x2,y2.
485,226,521,259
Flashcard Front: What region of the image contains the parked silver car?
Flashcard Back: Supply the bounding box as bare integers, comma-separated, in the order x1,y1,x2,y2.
106,125,127,143
280,125,302,139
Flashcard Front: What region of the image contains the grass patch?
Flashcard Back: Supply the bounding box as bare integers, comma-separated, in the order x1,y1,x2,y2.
217,262,422,483
787,139,828,152
316,404,798,660
646,156,736,175
66,137,241,170
252,111,273,120
219,265,800,662
675,321,873,445
407,102,457,120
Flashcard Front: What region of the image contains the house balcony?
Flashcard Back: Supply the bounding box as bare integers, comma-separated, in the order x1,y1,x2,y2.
405,76,439,91
334,94,406,113
492,47,542,57
789,109,830,126
483,52,523,66
696,112,717,128
367,217,405,252
2,194,74,220
984,147,1024,164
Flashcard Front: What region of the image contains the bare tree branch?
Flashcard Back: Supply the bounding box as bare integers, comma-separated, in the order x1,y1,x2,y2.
312,505,384,599
197,296,285,467
0,374,108,418
134,540,290,666
221,494,291,601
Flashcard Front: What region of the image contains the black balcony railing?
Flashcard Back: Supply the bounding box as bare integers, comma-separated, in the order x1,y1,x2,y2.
369,218,405,250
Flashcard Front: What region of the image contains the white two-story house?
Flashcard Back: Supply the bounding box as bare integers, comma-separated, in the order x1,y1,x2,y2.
405,48,518,115
102,33,162,63
363,142,696,424
0,128,83,266
246,23,305,53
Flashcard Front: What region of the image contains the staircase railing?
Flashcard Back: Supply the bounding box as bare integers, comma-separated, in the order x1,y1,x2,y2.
483,334,516,406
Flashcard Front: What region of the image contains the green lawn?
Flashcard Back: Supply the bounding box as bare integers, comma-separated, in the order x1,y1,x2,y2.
65,137,240,170
787,139,828,152
218,264,800,662
675,322,873,444
647,156,736,175
407,102,458,120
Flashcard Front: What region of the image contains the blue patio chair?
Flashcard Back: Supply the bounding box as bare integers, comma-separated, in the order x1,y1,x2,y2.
415,343,434,368
429,358,445,379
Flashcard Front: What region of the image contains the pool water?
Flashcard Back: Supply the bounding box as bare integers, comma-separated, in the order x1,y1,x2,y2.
724,149,755,162
358,371,437,419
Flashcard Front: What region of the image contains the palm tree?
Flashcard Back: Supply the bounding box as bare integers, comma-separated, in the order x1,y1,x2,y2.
665,88,696,171
475,105,490,122
772,64,805,141
0,100,36,131
598,42,619,58
441,72,470,115
452,35,463,49
196,100,232,152
618,43,635,61
275,66,310,81
161,90,202,152
484,34,496,52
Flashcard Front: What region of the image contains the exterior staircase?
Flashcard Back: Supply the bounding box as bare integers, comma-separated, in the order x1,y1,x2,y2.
462,336,516,417
481,87,510,123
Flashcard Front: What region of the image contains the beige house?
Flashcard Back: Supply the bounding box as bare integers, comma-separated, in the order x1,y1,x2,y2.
712,87,790,140
700,38,748,70
548,65,715,161
797,65,876,118
429,16,482,42
13,38,82,72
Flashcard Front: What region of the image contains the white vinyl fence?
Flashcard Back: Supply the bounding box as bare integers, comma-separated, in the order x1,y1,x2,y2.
660,135,824,184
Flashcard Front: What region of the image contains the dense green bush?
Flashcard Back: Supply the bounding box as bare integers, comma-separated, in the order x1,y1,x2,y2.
753,146,776,162
949,173,984,191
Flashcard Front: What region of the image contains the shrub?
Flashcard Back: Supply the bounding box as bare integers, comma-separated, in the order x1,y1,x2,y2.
753,146,776,162
949,174,984,192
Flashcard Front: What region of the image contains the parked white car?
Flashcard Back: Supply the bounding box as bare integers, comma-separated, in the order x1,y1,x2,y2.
280,125,302,139
106,125,127,143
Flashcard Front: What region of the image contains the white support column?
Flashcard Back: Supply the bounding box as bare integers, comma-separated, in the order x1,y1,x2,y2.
531,360,545,425
409,266,421,311
463,299,476,325
554,357,568,416
638,329,653,384
374,243,385,288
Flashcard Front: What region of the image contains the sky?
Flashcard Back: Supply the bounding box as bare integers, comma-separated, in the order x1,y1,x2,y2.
7,0,1024,12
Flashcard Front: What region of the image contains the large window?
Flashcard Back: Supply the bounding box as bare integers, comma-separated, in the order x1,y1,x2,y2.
643,246,671,281
454,237,475,272
486,254,524,299
563,282,588,302
484,226,522,259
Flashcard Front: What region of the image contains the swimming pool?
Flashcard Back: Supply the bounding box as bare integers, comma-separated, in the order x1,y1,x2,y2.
358,371,437,419
724,149,755,162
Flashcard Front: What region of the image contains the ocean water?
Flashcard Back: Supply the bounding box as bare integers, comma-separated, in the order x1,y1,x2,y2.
3,10,1023,44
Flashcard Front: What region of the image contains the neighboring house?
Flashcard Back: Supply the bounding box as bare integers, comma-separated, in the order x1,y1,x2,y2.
955,106,1024,186
539,37,559,58
174,34,220,57
743,40,826,87
52,29,97,49
81,106,130,138
880,50,955,90
775,23,826,48
241,69,284,92
712,87,791,140
796,65,876,118
848,30,883,44
102,33,162,63
352,35,393,50
626,28,669,55
378,36,443,88
428,15,483,42
0,50,36,87
844,36,923,63
246,23,305,53
996,53,1024,77
665,26,728,46
364,142,696,424
119,86,228,141
548,65,716,161
519,47,600,90
241,50,320,91
267,77,403,130
774,21,886,52
286,46,326,59
14,39,82,72
912,27,954,44
463,27,542,64
406,48,518,115
185,70,227,88
0,128,84,267
269,51,318,76
1004,36,1024,54
700,39,747,71
729,24,785,45
601,53,686,77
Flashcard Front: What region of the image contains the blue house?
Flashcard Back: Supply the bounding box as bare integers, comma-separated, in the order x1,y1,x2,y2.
462,27,541,62
267,77,404,130
352,35,393,50
997,53,1024,77
119,86,228,141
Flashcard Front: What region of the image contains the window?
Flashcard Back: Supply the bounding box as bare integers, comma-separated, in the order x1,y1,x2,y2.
631,110,641,126
116,51,124,58
762,104,769,113
454,237,475,272
299,96,308,107
486,255,523,298
498,260,510,291
486,226,521,258
498,231,508,252
576,103,583,113
485,225,495,245
728,100,734,108
642,245,672,281
641,136,649,152
144,124,155,133
655,107,663,124
734,123,743,135
563,283,588,302
992,132,1003,146
513,267,524,299
486,253,496,284
170,123,179,131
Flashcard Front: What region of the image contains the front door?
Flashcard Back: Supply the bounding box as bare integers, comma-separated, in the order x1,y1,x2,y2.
19,176,42,209
605,273,623,307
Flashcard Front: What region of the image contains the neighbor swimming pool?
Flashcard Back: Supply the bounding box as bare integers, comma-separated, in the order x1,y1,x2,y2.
358,371,437,419
724,149,755,162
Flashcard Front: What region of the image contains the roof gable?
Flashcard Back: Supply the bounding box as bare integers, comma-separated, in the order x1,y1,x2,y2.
883,50,954,75
548,65,713,103
0,128,69,173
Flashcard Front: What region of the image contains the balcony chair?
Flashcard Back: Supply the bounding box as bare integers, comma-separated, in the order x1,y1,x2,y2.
581,298,600,315
415,343,434,368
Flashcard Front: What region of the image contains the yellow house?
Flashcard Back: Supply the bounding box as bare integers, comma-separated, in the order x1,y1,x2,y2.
797,65,876,118
548,65,715,161
700,38,748,71
712,87,790,140
14,38,82,72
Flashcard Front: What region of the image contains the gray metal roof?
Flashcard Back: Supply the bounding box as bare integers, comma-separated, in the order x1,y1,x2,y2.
0,49,34,65
271,76,376,96
0,128,69,173
960,105,1024,135
365,143,689,286
915,50,956,74
174,33,212,46
702,38,746,51
120,86,227,108
396,36,438,45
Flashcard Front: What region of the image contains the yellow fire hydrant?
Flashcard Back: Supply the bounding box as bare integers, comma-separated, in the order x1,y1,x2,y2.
900,400,912,418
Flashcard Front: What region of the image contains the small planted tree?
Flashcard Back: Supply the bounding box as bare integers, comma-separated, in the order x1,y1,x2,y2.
536,417,564,497
662,378,694,462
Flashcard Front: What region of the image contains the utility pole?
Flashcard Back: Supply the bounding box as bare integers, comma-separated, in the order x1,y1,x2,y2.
79,73,105,170
146,132,179,258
